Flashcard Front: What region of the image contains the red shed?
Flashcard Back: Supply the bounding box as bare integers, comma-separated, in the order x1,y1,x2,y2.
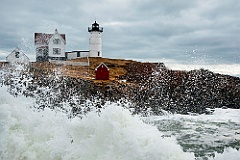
95,62,110,80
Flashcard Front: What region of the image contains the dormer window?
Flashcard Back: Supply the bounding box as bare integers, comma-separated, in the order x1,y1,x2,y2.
53,39,61,44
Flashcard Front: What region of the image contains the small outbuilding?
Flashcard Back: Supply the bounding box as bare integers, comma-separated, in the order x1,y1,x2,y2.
95,62,109,80
6,48,30,66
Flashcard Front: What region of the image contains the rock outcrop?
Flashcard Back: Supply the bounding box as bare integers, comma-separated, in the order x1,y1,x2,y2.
1,58,239,116
121,63,240,114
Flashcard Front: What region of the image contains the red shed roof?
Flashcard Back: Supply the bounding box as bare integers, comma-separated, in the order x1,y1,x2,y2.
95,62,110,71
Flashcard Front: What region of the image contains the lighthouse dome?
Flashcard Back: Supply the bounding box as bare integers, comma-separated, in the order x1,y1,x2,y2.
88,21,103,32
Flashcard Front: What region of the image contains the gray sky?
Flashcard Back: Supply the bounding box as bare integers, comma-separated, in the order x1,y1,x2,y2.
0,0,240,68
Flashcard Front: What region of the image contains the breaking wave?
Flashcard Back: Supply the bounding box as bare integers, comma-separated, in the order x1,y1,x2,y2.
0,85,194,160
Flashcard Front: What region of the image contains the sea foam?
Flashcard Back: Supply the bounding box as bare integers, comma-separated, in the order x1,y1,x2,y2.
0,85,194,160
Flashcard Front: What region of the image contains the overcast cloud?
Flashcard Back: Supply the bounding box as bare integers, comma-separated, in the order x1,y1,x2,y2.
0,0,240,73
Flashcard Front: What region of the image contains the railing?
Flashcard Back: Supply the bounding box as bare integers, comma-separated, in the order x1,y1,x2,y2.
88,27,103,32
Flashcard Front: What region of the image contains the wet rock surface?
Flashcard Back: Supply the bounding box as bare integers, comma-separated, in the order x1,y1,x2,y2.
121,62,240,114
1,61,240,116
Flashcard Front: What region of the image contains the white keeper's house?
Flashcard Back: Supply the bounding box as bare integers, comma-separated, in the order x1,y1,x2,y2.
34,21,103,62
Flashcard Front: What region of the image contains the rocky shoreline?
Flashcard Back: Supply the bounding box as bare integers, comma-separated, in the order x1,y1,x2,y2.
1,59,240,116
121,62,240,114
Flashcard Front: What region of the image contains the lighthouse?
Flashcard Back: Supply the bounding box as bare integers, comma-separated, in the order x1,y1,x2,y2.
88,21,103,57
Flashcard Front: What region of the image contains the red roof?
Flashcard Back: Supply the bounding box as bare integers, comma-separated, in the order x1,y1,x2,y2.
95,62,110,71
34,33,66,45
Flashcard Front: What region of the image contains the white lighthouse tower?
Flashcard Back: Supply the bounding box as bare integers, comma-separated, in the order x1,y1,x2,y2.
88,21,103,57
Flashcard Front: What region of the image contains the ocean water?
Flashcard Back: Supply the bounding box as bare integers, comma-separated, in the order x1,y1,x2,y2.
144,109,240,159
0,69,240,160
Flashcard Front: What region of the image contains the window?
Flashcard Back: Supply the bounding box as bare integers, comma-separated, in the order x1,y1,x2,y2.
38,48,48,57
15,52,20,58
77,52,80,57
53,48,61,55
53,39,61,44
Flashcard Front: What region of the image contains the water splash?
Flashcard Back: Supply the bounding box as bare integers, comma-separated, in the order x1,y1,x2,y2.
0,85,194,160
